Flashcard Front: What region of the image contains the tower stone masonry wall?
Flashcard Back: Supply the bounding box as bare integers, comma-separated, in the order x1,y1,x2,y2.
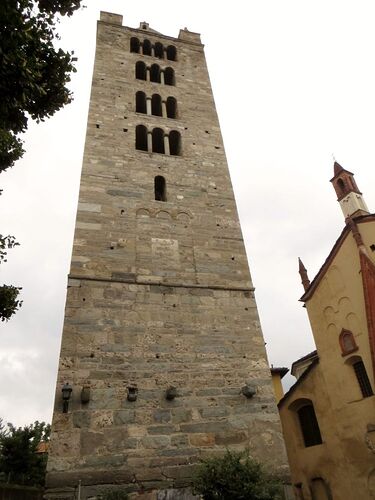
46,12,289,499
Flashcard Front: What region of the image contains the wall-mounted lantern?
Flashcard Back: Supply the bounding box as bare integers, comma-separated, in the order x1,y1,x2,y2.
241,384,256,399
62,382,73,413
127,385,138,402
81,385,90,404
166,386,178,401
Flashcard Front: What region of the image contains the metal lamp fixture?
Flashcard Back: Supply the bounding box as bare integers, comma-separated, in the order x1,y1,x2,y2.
62,382,73,413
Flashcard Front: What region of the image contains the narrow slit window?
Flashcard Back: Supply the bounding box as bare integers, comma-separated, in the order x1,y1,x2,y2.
166,45,177,61
135,61,147,81
136,125,148,151
164,67,175,86
166,97,177,119
150,64,161,83
152,128,165,154
154,176,167,201
130,37,140,53
136,91,147,114
169,130,181,156
151,94,162,117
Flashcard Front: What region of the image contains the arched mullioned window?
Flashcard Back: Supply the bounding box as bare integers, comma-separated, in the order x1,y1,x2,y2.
142,39,152,56
151,94,162,117
169,130,181,156
289,398,322,448
164,67,175,86
136,91,147,114
346,356,374,398
130,37,140,53
154,176,167,201
135,61,147,80
150,64,161,83
154,42,164,59
152,128,165,154
166,97,177,119
135,126,182,156
166,45,177,61
135,125,148,151
339,329,358,356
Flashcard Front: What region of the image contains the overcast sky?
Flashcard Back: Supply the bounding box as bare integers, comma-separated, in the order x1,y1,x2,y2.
1,0,375,427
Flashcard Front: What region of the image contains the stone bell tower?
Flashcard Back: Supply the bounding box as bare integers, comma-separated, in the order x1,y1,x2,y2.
46,12,288,499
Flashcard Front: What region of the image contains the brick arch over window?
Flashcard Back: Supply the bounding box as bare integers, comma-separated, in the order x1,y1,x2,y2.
339,329,358,356
289,398,322,448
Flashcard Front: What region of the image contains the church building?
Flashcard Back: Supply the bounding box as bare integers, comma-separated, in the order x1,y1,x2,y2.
278,163,375,499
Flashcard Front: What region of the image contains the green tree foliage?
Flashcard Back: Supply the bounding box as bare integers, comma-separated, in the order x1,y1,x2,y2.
0,0,81,320
0,0,81,172
0,234,22,322
0,421,51,486
192,450,283,500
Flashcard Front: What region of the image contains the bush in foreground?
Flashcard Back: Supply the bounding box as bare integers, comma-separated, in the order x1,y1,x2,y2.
192,449,283,500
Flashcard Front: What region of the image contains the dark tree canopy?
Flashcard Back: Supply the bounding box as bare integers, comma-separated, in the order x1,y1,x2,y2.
0,0,81,321
0,420,51,486
0,0,82,172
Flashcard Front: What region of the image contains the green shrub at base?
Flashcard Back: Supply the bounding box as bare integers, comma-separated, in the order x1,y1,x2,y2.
192,450,283,500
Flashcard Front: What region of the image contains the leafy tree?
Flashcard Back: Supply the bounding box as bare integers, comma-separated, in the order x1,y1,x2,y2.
0,0,82,320
0,0,81,173
0,420,51,486
192,450,283,500
0,234,22,322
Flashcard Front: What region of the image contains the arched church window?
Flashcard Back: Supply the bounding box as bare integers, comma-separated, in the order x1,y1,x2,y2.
152,128,164,154
169,130,181,156
164,67,175,86
154,42,164,59
150,64,161,83
154,176,167,201
339,329,357,356
166,45,177,61
135,61,147,80
151,94,162,117
136,91,147,114
135,125,148,151
130,37,140,53
166,97,177,118
289,399,322,448
142,39,152,56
